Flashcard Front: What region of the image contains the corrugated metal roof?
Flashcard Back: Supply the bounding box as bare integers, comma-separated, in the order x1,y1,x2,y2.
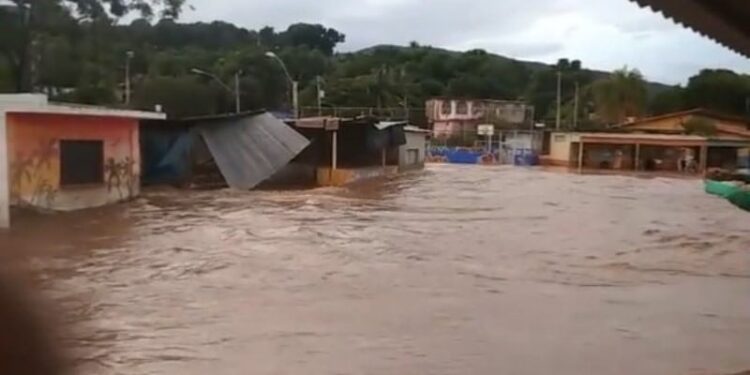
403,125,431,133
374,120,408,130
630,0,750,57
179,110,266,122
198,112,311,190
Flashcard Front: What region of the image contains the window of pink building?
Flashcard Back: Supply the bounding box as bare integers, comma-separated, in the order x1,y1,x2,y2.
456,101,468,115
441,101,452,115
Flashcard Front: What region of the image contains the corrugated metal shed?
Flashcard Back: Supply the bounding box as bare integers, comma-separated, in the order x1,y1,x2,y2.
198,112,310,190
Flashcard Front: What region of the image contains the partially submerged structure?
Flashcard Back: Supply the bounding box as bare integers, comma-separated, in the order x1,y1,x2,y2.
542,109,750,173
141,111,310,189
0,94,165,228
399,126,430,171
290,117,427,186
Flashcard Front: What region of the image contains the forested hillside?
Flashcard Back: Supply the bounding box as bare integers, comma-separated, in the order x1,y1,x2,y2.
2,0,750,127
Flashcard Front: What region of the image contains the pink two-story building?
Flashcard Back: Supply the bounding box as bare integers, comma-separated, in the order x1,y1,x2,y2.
426,98,533,138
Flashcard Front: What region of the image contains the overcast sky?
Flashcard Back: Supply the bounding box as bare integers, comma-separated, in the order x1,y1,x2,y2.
180,0,750,85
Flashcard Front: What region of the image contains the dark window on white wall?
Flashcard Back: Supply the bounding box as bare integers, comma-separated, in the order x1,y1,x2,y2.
60,140,104,186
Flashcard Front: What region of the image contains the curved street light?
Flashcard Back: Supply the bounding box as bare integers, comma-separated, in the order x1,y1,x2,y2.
191,68,241,114
265,52,299,118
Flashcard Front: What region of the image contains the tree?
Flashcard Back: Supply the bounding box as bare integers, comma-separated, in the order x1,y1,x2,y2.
526,58,594,124
278,23,345,56
592,67,647,125
0,0,185,92
683,116,718,136
649,86,687,115
684,69,750,116
132,76,222,118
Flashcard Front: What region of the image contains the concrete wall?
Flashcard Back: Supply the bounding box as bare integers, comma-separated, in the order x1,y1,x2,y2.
544,132,579,166
7,113,140,211
317,166,398,186
0,96,48,228
399,131,427,171
433,120,481,138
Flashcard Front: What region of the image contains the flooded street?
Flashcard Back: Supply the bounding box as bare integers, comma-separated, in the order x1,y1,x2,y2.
2,164,750,375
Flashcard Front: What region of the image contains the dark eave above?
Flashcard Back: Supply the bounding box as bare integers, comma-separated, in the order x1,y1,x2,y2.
631,0,750,57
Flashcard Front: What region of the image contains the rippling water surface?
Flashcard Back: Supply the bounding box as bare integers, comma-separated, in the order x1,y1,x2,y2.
2,165,750,375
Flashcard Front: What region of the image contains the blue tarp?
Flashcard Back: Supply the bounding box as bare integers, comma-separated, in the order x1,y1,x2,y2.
427,147,539,166
428,147,497,164
141,127,195,185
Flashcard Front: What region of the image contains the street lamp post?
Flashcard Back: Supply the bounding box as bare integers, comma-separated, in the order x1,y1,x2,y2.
556,70,562,131
191,68,241,113
265,51,299,118
125,50,134,105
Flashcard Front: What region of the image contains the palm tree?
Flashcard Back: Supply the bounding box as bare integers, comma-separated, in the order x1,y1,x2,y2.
592,67,647,126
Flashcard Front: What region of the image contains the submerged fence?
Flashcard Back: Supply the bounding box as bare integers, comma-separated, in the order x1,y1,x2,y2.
428,130,543,166
427,146,539,166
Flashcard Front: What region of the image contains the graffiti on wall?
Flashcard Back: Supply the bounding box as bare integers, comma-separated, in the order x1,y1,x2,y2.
105,157,137,199
10,139,58,208
11,140,139,209
8,113,141,211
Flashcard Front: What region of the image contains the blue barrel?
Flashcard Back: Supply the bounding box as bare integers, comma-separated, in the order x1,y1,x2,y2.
513,149,539,166
448,149,483,164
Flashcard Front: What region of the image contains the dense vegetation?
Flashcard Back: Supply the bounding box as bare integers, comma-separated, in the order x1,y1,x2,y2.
2,0,750,127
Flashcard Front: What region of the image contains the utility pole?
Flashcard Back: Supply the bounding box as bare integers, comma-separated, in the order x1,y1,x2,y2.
292,81,299,119
556,70,562,131
402,67,409,123
234,71,242,113
125,51,134,105
265,52,298,118
573,81,580,130
316,76,323,116
528,105,535,131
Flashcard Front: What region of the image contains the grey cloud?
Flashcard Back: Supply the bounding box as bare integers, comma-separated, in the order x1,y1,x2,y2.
460,40,566,59
181,0,750,84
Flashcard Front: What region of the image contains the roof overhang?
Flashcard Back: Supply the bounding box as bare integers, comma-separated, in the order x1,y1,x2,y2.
6,104,166,120
630,0,750,57
581,133,707,147
0,94,165,120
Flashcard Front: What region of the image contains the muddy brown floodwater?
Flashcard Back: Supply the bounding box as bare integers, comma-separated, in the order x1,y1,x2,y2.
1,164,750,375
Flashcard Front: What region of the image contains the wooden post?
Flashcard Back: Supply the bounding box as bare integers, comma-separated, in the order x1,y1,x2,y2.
332,130,338,171
0,110,9,228
577,141,584,173
382,148,387,169
634,143,640,171
699,145,708,175
328,130,337,185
